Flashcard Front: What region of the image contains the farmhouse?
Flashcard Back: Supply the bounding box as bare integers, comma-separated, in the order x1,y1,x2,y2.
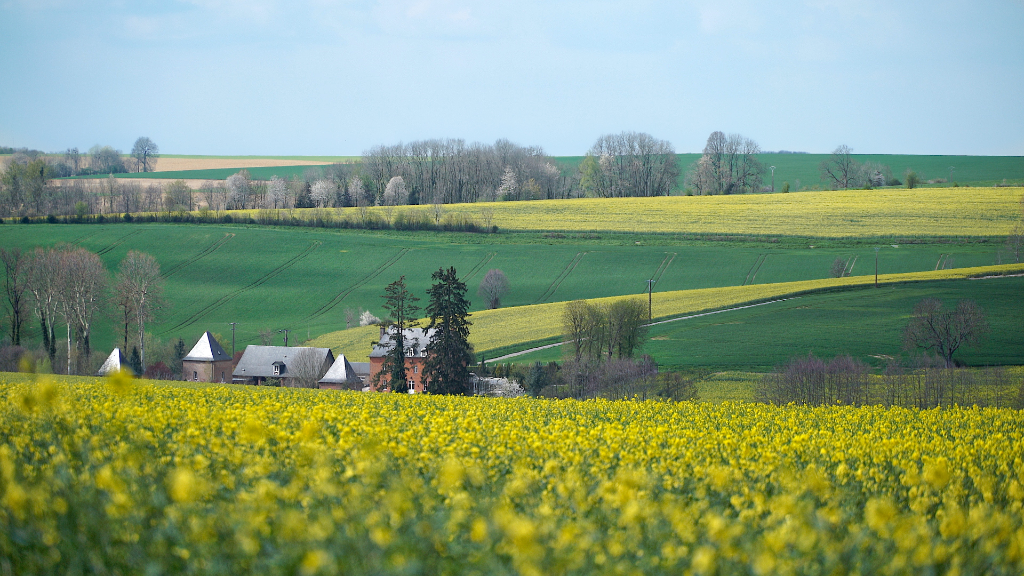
181,331,232,383
97,348,131,376
233,345,334,387
368,327,434,393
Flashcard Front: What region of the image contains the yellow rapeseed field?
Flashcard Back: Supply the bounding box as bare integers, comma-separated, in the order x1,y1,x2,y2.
309,263,1024,360
235,187,1023,237
2,373,1022,575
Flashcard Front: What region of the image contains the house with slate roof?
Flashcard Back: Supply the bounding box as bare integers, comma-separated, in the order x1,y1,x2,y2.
368,327,435,393
233,345,334,387
97,348,131,376
182,332,233,383
318,354,363,390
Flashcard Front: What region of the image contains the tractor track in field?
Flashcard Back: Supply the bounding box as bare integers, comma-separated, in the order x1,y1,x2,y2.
743,254,768,285
96,230,143,255
844,255,859,276
533,252,587,304
650,252,677,286
305,247,411,321
935,253,954,270
461,252,497,283
68,231,101,247
165,241,322,334
161,233,235,279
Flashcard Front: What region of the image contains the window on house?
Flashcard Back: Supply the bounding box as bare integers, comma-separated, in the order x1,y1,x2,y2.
193,371,198,381
273,364,282,376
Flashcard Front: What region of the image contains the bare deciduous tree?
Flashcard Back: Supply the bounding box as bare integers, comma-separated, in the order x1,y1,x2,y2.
55,247,107,374
819,145,861,190
131,137,159,173
288,348,326,388
586,132,679,197
903,298,989,368
1,247,29,346
685,131,765,195
25,247,60,363
478,269,510,309
114,251,163,372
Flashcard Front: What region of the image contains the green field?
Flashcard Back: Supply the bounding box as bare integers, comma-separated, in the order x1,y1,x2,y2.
1,221,1019,372
62,153,1024,189
507,275,1024,371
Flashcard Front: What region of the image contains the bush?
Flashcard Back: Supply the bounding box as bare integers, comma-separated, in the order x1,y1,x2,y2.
905,171,919,189
781,182,790,193
123,213,133,222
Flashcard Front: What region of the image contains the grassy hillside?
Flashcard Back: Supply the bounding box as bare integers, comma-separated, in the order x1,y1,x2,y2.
1,184,1019,372
505,274,1024,372
310,263,1024,363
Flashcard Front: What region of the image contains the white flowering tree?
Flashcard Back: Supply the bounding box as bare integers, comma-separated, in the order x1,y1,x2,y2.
310,179,333,208
268,175,288,208
496,167,517,201
382,176,407,206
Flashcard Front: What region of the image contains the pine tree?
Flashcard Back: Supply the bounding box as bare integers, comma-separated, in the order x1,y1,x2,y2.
423,267,473,395
129,346,143,375
374,276,419,392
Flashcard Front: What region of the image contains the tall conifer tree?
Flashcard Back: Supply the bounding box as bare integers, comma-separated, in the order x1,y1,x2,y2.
423,267,473,395
375,276,419,392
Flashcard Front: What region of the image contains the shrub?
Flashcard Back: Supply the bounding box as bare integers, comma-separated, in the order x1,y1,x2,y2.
905,170,919,189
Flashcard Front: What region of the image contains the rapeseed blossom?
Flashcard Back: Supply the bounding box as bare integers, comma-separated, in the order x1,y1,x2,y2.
1,373,1022,575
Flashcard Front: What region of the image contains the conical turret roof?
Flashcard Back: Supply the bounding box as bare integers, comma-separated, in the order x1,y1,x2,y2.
98,348,131,376
183,331,231,362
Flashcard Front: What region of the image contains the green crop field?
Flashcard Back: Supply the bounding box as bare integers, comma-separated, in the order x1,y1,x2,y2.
556,153,1024,190
1,217,1020,374
506,275,1024,371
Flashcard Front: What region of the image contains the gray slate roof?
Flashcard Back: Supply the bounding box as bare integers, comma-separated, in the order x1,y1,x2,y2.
318,354,362,385
183,331,231,362
233,346,334,379
369,327,435,358
97,348,131,376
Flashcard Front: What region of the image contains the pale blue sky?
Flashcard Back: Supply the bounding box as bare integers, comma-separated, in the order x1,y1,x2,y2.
1,0,1022,156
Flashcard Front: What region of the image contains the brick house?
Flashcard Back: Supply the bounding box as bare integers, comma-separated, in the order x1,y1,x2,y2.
182,332,233,383
368,327,434,393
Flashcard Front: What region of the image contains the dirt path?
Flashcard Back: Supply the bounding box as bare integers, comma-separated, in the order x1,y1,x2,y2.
486,296,801,362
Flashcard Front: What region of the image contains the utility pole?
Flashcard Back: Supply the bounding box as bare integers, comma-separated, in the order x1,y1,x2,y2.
949,166,955,185
278,329,290,347
229,322,237,357
646,279,655,320
769,165,776,192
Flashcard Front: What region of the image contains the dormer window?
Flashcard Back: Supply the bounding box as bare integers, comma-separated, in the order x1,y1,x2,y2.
273,361,285,376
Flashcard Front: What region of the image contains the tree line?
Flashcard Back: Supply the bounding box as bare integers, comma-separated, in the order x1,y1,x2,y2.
1,246,165,376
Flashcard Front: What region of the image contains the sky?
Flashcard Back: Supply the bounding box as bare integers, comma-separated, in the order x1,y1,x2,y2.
1,0,1022,157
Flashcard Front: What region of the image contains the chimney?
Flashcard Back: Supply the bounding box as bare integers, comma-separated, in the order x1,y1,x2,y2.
380,325,386,339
